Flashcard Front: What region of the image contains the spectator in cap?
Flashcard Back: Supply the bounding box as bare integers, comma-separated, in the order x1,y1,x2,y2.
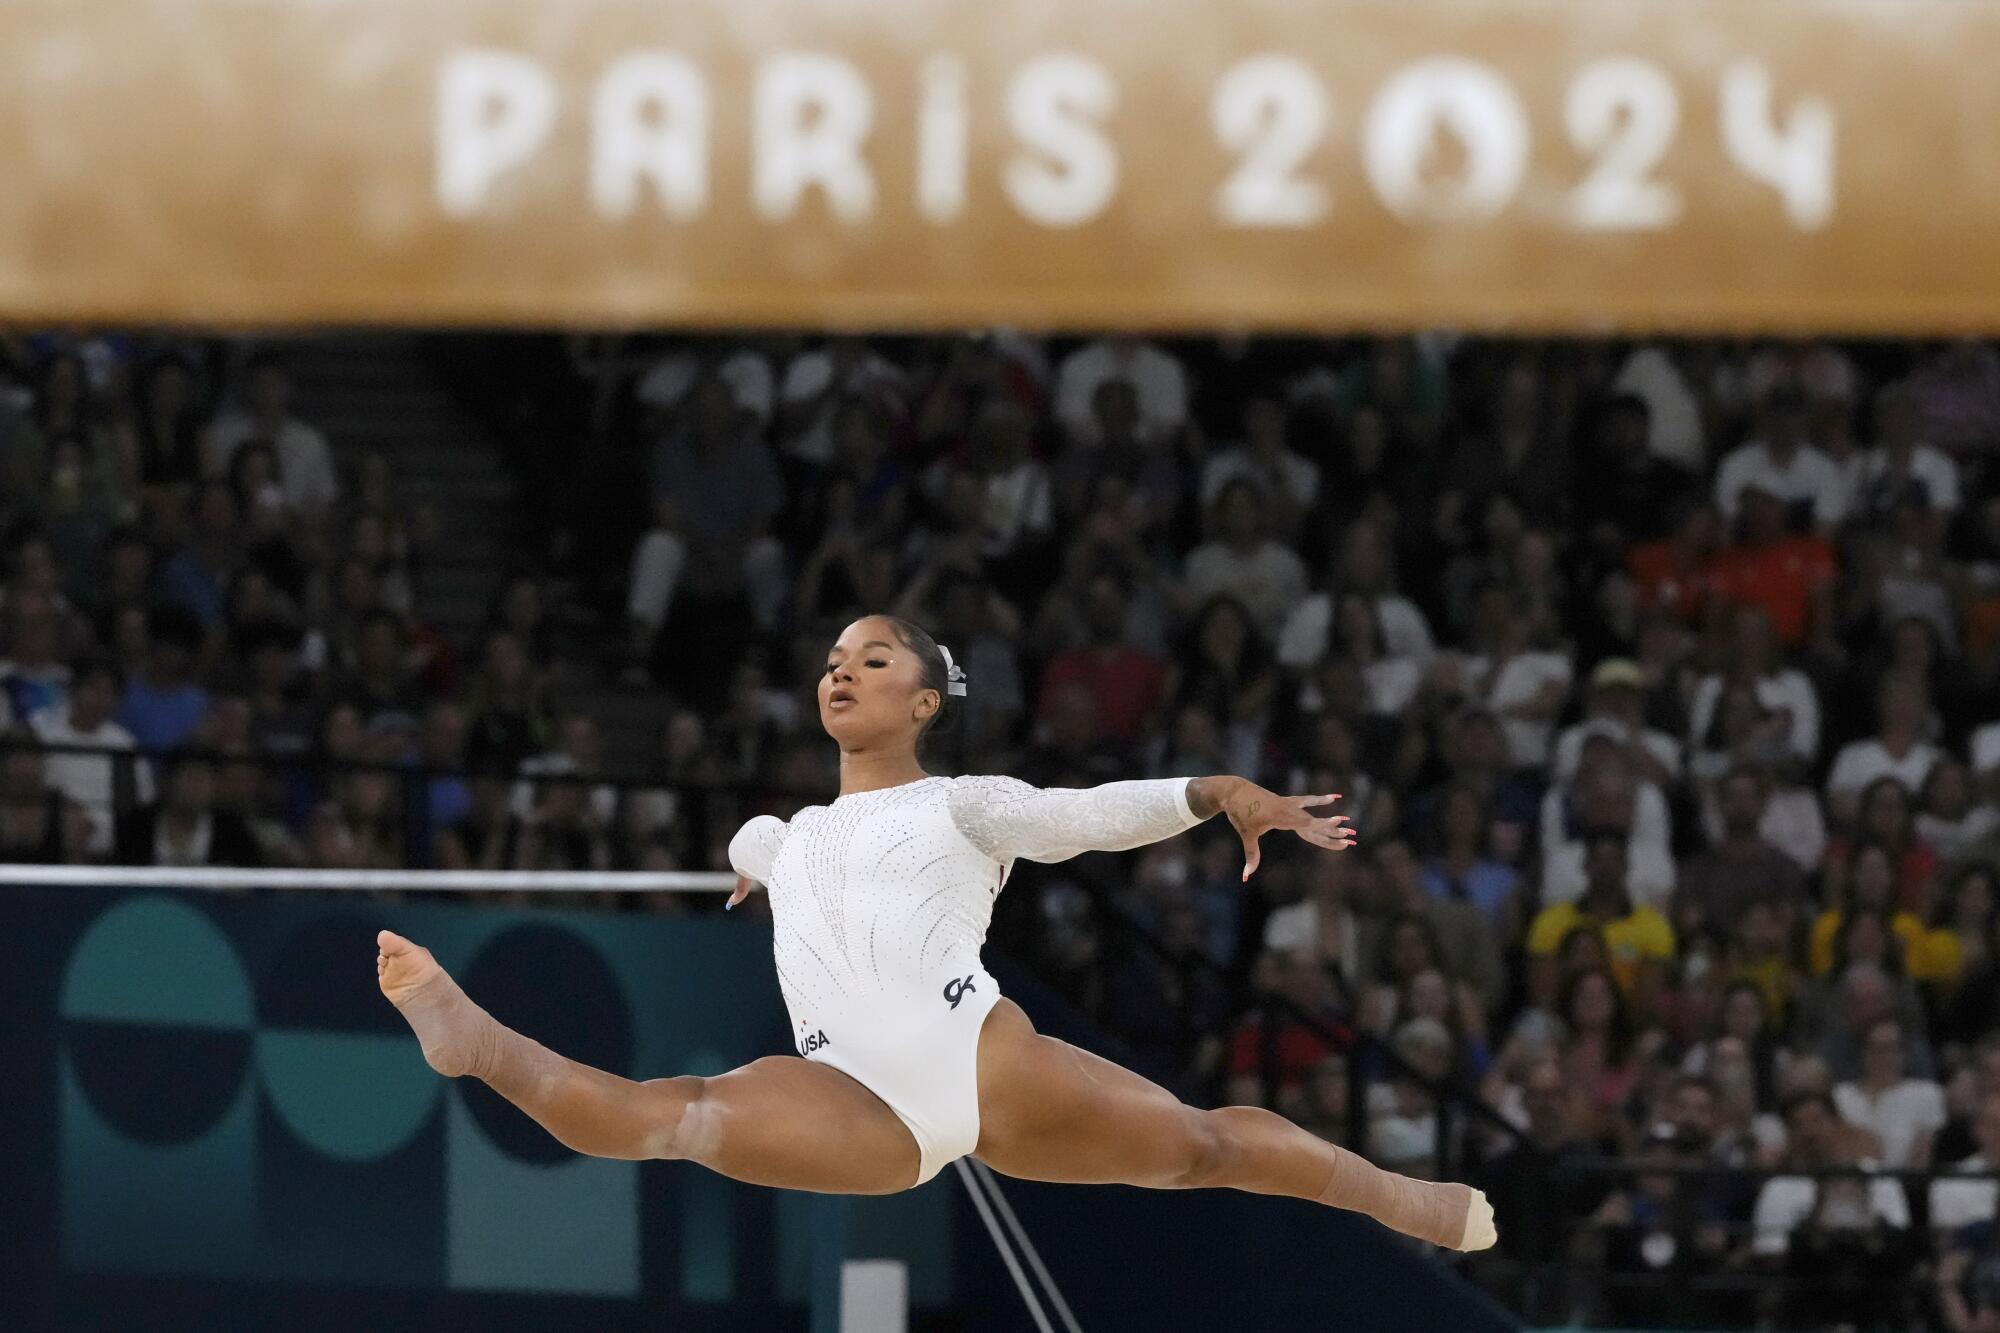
1552,657,1682,789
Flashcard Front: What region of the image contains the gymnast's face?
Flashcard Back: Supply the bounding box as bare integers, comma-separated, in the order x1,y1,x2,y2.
819,617,938,749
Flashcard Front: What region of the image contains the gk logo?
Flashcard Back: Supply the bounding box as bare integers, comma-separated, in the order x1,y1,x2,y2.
942,975,977,1010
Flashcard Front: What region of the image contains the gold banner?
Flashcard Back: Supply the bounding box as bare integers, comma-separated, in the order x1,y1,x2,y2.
0,0,1995,331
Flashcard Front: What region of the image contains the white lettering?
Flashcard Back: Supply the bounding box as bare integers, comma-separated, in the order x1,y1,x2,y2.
1363,58,1528,223
435,50,558,217
1721,61,1835,230
1213,56,1332,228
591,52,710,221
1566,59,1682,230
917,55,969,224
753,53,876,223
1004,54,1118,228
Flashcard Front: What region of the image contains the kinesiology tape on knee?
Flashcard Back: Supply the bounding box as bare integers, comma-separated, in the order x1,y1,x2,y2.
1315,1145,1470,1249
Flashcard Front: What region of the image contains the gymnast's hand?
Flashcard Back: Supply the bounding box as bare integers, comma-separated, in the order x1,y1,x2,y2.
727,873,759,909
1191,777,1354,881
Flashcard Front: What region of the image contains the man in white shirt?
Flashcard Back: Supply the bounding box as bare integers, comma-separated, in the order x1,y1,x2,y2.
1539,742,1676,906
1277,521,1435,671
1832,1017,1947,1169
1857,380,1961,519
1199,394,1320,519
1261,850,1364,982
1752,1091,1909,1258
1611,343,1706,471
1181,479,1308,643
1824,673,1941,822
1713,384,1845,530
1931,1089,2000,1234
1687,606,1822,769
32,657,152,856
205,353,339,514
1054,336,1189,448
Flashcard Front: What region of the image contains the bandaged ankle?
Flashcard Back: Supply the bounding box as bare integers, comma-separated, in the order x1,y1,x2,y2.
1314,1145,1472,1249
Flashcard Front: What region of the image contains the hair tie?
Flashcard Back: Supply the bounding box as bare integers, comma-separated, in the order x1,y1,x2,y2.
937,644,968,697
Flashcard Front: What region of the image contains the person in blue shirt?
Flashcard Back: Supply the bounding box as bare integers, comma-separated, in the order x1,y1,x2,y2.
117,604,210,754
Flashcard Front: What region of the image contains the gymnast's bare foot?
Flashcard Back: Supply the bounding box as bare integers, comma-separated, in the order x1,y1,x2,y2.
377,929,496,1078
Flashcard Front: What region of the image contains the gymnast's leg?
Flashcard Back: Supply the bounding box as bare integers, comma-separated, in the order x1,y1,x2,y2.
375,930,920,1194
972,998,1496,1250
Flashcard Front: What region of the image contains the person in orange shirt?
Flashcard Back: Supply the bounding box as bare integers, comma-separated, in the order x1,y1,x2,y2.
1628,501,1724,625
1707,483,1835,648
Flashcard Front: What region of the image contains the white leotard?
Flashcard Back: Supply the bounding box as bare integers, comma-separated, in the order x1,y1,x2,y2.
729,773,1203,1183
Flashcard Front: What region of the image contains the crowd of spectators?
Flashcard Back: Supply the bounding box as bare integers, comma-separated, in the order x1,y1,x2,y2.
10,327,2000,1328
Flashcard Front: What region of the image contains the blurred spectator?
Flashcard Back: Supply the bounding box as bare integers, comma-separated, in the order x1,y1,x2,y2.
1826,675,1942,824
1181,481,1308,644
1553,657,1681,790
1922,759,2000,861
1420,782,1522,927
1539,744,1676,909
1907,339,2000,458
1679,764,1812,938
1278,519,1437,672
117,606,210,753
1932,1088,2000,1235
1377,836,1504,1012
1713,383,1846,531
0,588,72,726
1101,900,1230,1088
625,373,787,670
204,352,339,516
32,656,151,855
1367,1017,1456,1176
1054,336,1188,449
1833,1015,1946,1169
462,628,549,773
1709,481,1835,649
1438,580,1573,772
1199,394,1318,541
1688,606,1821,770
1860,380,1961,522
1479,1057,1613,1321
1750,1092,1911,1329
1036,570,1167,747
1528,837,1675,1012
1261,847,1366,984
0,734,88,863
114,749,262,867
1225,952,1350,1111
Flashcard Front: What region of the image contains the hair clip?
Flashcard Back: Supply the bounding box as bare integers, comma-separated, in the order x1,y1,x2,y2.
937,644,968,696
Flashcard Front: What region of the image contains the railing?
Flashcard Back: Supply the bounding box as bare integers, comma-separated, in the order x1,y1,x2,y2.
1487,1157,2000,1331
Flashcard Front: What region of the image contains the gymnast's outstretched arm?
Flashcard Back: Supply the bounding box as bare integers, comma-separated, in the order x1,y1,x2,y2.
946,773,1352,877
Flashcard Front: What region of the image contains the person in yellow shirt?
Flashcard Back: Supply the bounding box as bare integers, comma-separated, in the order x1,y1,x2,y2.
1527,835,1676,1016
1809,840,1954,983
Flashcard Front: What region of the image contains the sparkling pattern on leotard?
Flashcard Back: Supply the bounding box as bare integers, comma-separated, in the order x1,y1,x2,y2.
728,775,1201,1038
